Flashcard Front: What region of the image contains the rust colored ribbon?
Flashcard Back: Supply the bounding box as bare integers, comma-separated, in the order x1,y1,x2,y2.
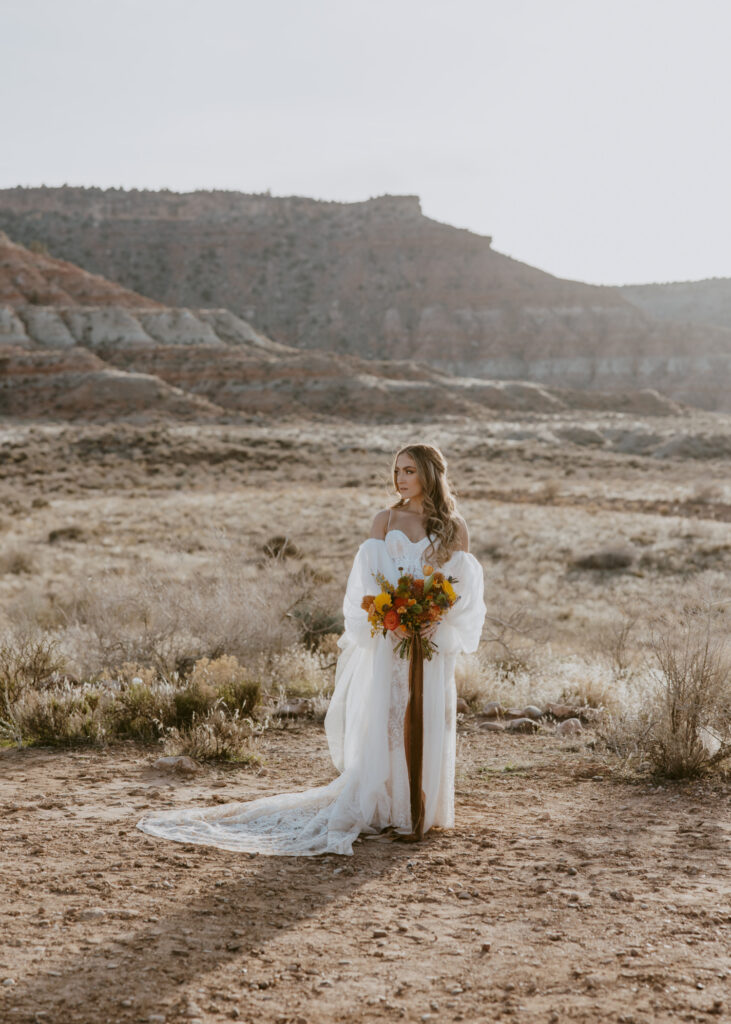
402,631,425,841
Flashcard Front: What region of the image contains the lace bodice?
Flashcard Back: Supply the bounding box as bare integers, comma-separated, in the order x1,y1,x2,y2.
384,530,433,576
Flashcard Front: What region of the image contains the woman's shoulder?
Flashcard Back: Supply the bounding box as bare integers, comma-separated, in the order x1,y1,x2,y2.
369,508,392,540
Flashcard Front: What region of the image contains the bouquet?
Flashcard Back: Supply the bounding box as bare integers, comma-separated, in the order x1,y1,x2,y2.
361,564,459,660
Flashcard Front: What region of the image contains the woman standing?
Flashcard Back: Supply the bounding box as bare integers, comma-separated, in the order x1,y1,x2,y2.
138,444,485,855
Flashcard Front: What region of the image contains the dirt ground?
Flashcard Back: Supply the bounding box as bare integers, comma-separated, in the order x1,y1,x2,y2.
1,722,728,1024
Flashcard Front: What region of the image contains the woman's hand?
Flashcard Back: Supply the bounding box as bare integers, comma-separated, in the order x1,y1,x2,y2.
392,623,437,641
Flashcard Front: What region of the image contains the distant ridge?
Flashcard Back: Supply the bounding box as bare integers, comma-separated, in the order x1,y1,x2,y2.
0,231,681,423
0,186,730,410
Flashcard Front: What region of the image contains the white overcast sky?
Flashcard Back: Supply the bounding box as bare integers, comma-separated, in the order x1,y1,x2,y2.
1,0,729,286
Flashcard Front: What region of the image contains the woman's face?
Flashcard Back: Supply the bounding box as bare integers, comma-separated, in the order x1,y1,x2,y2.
395,452,423,503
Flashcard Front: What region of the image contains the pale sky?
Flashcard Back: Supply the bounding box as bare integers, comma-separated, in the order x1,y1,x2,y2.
1,0,729,286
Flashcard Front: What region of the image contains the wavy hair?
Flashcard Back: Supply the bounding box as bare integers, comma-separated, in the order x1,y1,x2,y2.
391,444,459,564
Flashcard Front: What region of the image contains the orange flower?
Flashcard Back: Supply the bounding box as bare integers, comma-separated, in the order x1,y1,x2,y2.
383,608,400,631
422,564,434,575
361,594,376,611
394,596,408,608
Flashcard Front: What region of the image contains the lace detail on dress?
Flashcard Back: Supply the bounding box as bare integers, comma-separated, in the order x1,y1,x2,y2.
385,650,411,829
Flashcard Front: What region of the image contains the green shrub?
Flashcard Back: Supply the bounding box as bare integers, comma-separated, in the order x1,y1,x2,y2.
173,680,218,727
111,682,175,741
217,677,261,716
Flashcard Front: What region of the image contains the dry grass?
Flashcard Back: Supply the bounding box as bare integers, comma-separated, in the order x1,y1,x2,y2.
162,707,262,764
1,417,730,770
600,607,731,777
644,612,731,776
0,543,38,576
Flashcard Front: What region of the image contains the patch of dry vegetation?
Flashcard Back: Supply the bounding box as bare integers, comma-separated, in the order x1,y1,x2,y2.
0,417,730,780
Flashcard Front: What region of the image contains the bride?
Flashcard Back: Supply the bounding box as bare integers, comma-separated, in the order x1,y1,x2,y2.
138,444,486,856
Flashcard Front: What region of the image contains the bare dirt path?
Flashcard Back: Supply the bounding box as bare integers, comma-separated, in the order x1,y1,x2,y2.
1,724,728,1024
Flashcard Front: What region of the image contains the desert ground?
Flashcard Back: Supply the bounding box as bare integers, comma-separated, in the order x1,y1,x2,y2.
1,410,730,1023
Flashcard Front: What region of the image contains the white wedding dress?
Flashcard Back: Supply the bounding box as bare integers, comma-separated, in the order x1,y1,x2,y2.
137,531,486,856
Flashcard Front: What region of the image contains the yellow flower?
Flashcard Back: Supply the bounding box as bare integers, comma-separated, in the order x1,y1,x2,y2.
374,592,392,614
442,580,456,602
422,564,434,575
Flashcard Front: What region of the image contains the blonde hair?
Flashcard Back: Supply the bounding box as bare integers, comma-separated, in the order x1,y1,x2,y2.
391,444,459,564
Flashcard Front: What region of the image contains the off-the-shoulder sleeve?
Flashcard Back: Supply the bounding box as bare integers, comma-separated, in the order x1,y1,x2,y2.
432,551,486,655
341,539,399,648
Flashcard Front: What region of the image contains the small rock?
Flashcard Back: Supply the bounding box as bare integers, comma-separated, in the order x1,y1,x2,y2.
2,978,16,986
479,721,505,732
456,697,470,715
610,889,635,903
546,702,581,721
556,718,583,737
78,908,106,921
522,705,544,721
506,717,540,734
480,943,491,954
504,707,527,720
372,929,388,938
274,699,311,719
480,702,503,719
152,756,200,776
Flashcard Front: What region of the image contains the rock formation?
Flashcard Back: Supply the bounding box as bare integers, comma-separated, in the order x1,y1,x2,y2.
0,186,729,409
0,230,686,423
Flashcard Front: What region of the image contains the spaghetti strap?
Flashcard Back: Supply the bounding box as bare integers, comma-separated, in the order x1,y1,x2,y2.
386,508,393,534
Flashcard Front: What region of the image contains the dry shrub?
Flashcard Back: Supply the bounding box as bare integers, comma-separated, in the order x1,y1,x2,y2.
189,655,261,716
0,633,64,705
254,644,335,702
644,616,731,777
262,535,302,560
570,548,634,571
454,653,490,707
163,708,261,763
66,557,315,676
9,685,109,747
111,681,175,741
0,544,38,576
596,613,639,677
601,612,731,777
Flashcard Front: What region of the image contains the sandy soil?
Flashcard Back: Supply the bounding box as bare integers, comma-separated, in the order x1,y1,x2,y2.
1,722,728,1024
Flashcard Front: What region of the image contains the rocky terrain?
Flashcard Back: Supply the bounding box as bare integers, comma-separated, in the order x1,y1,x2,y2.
1,187,729,410
2,232,688,422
